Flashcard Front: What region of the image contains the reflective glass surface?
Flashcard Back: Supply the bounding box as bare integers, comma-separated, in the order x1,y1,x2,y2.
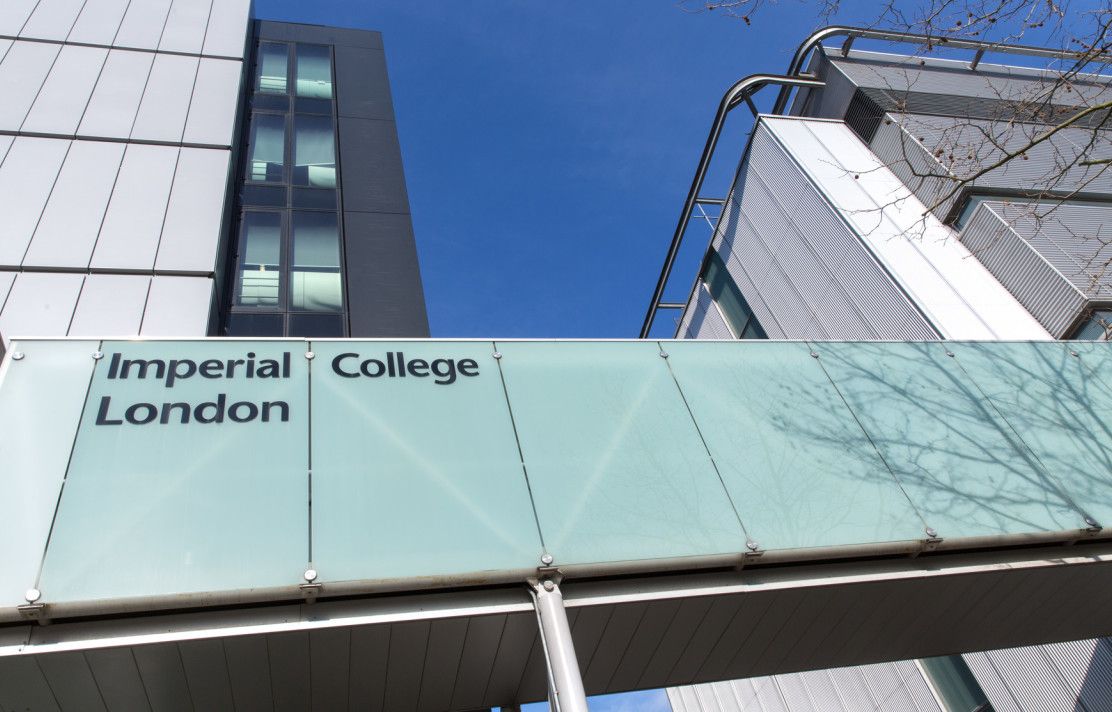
0,341,97,607
293,114,336,188
247,113,285,182
310,341,541,580
39,341,309,602
255,42,288,94
295,44,332,98
495,341,745,565
814,341,1082,537
664,341,924,550
235,212,282,307
290,212,341,312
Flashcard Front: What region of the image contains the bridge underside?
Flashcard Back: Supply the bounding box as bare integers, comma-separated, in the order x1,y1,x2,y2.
3,540,1112,711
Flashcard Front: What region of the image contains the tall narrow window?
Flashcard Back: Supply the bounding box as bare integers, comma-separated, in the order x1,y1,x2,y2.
235,212,282,307
920,656,994,712
290,212,342,312
702,251,768,339
247,114,286,182
255,43,289,94
293,115,336,188
295,44,332,99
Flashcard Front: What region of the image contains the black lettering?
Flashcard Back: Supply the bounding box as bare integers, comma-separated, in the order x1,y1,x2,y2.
107,353,120,379
194,393,227,424
120,358,165,380
166,359,196,387
283,351,290,378
257,359,280,378
387,351,396,377
397,351,405,377
160,402,191,424
227,359,244,378
95,396,122,425
228,401,259,423
458,359,479,377
262,401,289,422
125,402,158,425
200,359,223,378
332,353,360,378
407,358,429,376
361,358,386,377
246,352,256,378
431,358,457,385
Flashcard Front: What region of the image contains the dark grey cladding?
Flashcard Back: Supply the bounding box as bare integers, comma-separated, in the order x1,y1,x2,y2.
250,20,430,337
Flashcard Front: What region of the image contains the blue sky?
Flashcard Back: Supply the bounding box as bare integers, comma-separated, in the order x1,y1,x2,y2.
255,0,860,339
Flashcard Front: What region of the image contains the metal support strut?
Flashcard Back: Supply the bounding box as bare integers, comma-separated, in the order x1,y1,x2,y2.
531,577,589,712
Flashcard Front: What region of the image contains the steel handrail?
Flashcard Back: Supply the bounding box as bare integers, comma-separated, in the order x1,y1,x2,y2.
638,74,824,338
641,25,1112,339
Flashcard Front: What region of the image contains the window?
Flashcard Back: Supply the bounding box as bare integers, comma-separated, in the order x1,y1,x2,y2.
293,115,336,188
920,656,994,712
296,44,332,99
1069,308,1112,340
290,212,342,312
255,43,289,94
235,212,282,308
702,251,767,339
247,114,286,182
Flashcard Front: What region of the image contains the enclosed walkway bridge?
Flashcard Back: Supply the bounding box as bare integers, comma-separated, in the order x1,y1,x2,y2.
2,339,1112,710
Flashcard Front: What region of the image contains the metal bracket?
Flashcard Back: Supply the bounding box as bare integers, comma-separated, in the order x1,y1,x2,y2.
17,603,48,623
299,582,322,601
970,48,986,71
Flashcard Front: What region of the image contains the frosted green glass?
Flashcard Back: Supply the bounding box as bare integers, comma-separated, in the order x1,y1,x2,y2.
663,341,925,550
948,342,1108,528
310,341,542,581
0,341,97,607
495,341,746,566
814,341,1080,538
39,341,309,603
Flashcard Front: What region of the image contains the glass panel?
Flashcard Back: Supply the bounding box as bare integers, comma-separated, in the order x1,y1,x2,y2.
294,96,332,115
0,340,97,607
236,212,282,307
920,656,994,712
291,187,336,210
251,93,289,112
240,184,285,207
288,314,343,337
255,42,288,94
295,44,331,99
290,212,341,312
664,341,924,550
38,341,309,602
247,113,286,183
703,251,766,339
495,341,745,565
225,312,284,336
814,341,1081,537
310,341,541,580
950,341,1112,529
293,115,336,188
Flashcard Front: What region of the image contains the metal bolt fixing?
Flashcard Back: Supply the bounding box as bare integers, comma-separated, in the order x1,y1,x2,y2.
11,352,24,361
303,568,318,582
92,352,104,360
542,580,556,592
492,352,502,359
24,588,40,603
746,539,760,551
925,527,938,538
1071,351,1080,358
305,352,315,360
1085,516,1100,529
945,351,955,357
540,553,554,565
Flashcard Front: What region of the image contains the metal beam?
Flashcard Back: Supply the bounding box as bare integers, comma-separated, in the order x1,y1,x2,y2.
532,578,588,712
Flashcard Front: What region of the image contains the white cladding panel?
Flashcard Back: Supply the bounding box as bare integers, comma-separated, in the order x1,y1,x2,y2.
68,274,151,336
0,272,14,312
19,0,85,41
79,50,155,139
24,141,124,269
763,116,1049,340
0,0,38,36
0,135,13,164
114,0,173,51
21,45,108,136
157,147,231,273
92,144,179,271
0,41,61,130
0,272,85,338
159,0,214,54
203,0,252,58
141,276,213,335
0,137,70,268
131,54,199,143
184,58,243,146
67,0,131,46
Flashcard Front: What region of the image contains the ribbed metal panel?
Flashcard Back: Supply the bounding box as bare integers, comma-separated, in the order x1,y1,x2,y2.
871,112,1112,221
1043,639,1112,711
706,123,936,341
983,646,1079,710
958,202,1088,337
962,651,1023,712
679,282,735,339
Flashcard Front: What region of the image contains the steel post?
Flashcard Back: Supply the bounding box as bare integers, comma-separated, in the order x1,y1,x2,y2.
532,579,588,712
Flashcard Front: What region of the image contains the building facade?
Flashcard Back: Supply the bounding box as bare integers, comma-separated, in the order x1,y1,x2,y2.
668,42,1112,712
0,0,428,346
